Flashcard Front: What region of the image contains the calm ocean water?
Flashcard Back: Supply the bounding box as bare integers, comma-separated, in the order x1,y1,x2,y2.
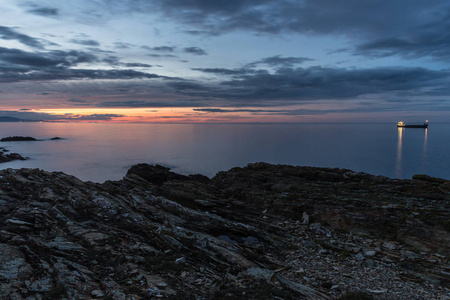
0,122,447,182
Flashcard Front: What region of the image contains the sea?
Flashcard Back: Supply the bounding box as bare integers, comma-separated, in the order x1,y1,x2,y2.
0,122,447,183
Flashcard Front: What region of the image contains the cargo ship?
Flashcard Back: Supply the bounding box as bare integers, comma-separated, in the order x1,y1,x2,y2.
397,120,428,128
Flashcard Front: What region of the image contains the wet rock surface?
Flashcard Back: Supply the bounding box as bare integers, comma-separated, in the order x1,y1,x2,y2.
0,162,448,299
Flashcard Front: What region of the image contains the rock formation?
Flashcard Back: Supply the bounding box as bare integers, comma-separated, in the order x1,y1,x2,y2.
1,136,37,142
0,163,448,299
0,147,27,163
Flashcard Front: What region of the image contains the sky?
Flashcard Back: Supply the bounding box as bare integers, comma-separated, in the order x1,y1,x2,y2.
1,0,450,123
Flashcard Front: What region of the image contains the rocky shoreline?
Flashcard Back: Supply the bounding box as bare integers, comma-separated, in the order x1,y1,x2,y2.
0,163,448,299
0,136,64,164
0,147,28,163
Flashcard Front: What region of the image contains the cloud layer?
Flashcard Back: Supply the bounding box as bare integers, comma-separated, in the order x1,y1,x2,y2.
0,0,449,121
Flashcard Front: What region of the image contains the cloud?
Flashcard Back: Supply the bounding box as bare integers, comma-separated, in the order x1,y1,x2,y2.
64,113,125,121
384,99,413,103
192,107,346,116
183,47,207,55
122,63,152,68
0,47,171,83
193,105,441,116
0,67,167,83
168,81,208,91
70,39,101,47
67,98,88,103
146,54,177,58
24,0,449,63
192,68,250,76
149,0,446,37
193,56,314,76
354,27,450,61
0,47,98,69
114,42,135,49
138,0,450,62
142,46,176,52
0,110,124,121
246,55,314,68
193,108,279,113
0,26,44,49
217,66,450,101
27,7,59,17
169,66,450,106
96,99,205,108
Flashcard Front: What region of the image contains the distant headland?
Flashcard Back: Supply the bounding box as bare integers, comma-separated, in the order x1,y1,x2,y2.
0,116,41,122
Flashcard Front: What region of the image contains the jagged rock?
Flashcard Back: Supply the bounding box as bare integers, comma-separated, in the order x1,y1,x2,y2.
0,163,448,299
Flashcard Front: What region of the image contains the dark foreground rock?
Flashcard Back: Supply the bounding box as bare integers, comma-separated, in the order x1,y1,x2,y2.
0,163,448,299
1,136,37,142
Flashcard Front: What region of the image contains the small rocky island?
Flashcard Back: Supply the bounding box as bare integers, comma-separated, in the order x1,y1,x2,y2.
0,136,37,142
0,147,27,163
0,163,448,299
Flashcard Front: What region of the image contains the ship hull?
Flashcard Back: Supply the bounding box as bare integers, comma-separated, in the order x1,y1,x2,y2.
397,124,428,128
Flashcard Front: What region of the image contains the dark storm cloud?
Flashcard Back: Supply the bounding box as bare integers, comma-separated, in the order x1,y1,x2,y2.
0,26,44,49
27,7,59,17
183,47,207,55
70,39,101,47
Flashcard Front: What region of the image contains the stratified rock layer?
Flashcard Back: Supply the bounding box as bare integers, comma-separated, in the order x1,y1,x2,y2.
0,163,448,299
